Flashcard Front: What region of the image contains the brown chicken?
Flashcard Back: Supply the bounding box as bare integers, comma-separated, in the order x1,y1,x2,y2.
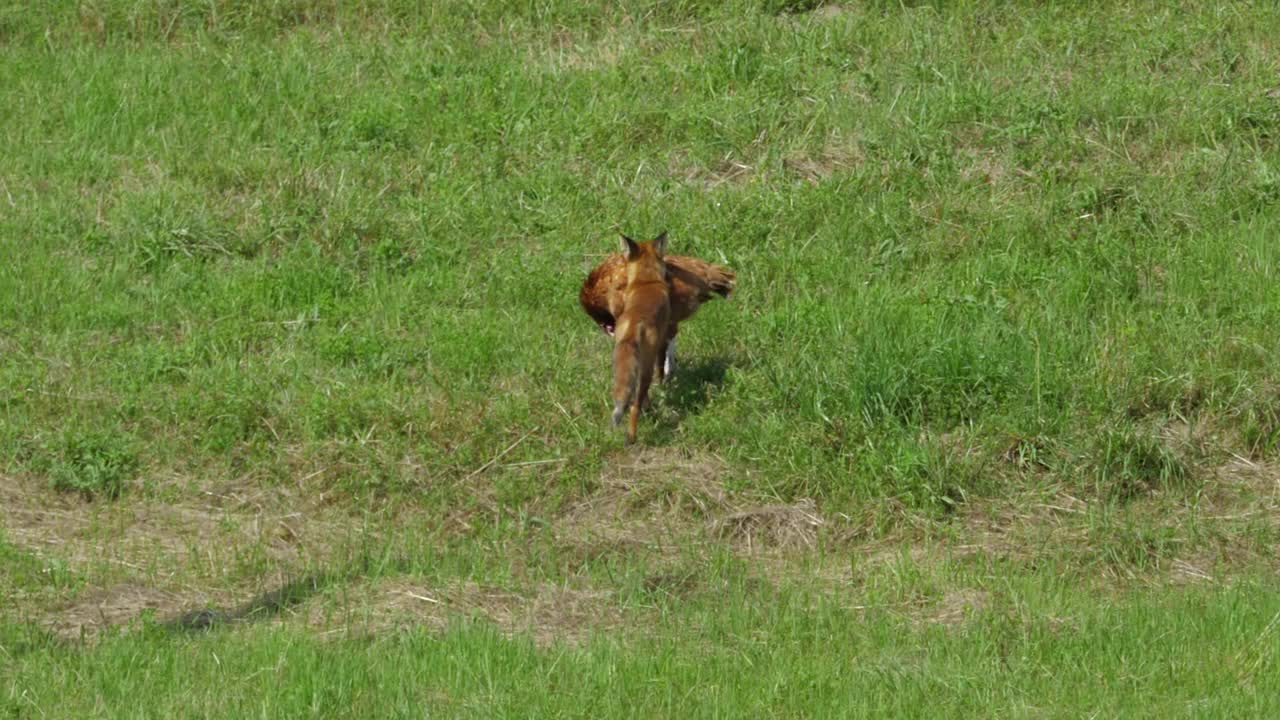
580,233,735,382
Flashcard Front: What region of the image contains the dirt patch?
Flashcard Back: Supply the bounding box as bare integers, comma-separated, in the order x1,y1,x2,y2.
293,578,635,647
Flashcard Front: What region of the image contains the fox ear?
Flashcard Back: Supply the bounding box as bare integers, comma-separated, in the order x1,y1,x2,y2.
652,231,668,256
619,234,640,258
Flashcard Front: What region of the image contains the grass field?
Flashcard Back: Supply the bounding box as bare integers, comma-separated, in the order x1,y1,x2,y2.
3,1,1280,716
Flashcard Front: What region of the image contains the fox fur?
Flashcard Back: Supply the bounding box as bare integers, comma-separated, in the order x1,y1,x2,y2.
610,232,671,445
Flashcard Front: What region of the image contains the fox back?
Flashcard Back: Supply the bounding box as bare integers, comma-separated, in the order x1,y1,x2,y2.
611,232,671,444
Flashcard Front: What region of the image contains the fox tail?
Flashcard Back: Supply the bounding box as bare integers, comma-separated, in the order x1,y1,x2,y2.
611,336,640,427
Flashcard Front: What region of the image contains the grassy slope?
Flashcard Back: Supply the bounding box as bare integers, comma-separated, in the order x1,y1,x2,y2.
2,1,1280,715
5,580,1279,718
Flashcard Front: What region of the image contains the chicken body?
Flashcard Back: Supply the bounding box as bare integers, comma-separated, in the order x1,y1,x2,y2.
579,254,735,337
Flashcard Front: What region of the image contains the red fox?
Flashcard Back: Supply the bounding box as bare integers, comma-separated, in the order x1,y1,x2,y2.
610,232,672,445
580,241,734,383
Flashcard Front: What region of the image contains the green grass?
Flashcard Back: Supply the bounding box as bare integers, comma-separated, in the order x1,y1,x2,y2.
3,0,1280,715
5,569,1280,718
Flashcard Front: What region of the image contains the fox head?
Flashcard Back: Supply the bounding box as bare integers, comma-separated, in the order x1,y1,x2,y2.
619,231,669,285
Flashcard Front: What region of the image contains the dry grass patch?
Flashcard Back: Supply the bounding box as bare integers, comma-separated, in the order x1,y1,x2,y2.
951,490,1088,564
783,133,864,184
950,457,1280,583
45,583,210,641
557,447,828,558
926,588,992,626
1210,456,1280,503
0,472,364,638
292,577,638,647
959,145,1014,188
811,4,851,20
670,150,757,190
709,498,824,552
0,474,345,579
552,448,833,607
540,27,631,74
555,447,728,554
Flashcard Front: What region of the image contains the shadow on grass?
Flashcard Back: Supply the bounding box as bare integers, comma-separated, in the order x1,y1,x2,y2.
163,573,330,632
659,354,732,421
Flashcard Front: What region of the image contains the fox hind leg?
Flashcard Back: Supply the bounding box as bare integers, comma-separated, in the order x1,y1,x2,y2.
626,403,639,444
629,358,657,443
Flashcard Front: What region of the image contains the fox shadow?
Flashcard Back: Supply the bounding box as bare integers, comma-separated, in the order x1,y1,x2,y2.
162,572,329,632
655,354,732,424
